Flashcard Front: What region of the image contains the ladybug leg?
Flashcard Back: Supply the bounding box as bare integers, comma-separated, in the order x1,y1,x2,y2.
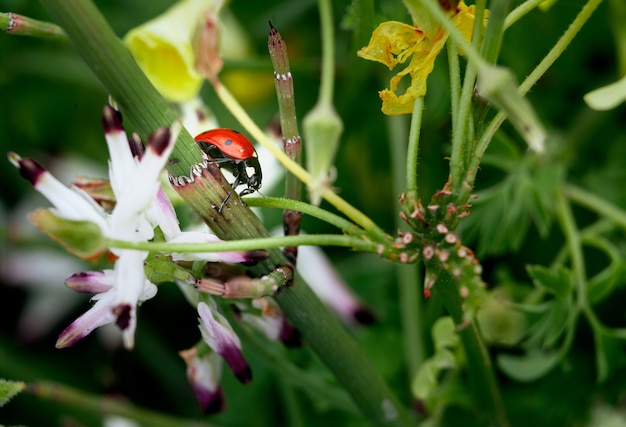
217,168,245,212
218,184,238,212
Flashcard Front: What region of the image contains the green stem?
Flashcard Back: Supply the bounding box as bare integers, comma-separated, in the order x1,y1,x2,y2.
406,98,424,195
1,12,67,40
447,39,461,144
564,184,626,230
555,191,587,306
245,197,369,237
109,234,381,254
466,0,603,200
417,0,486,69
504,0,550,29
434,272,510,427
38,1,412,424
26,381,216,427
214,82,389,242
318,0,336,106
448,0,485,196
267,22,302,201
387,112,425,378
518,0,603,95
479,0,511,64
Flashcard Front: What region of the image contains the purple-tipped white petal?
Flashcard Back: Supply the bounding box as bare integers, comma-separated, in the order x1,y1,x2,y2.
65,270,115,293
9,153,108,228
240,298,301,347
197,301,251,383
147,188,181,241
109,124,178,239
56,291,117,348
103,106,137,197
297,245,375,326
179,348,225,414
113,250,154,349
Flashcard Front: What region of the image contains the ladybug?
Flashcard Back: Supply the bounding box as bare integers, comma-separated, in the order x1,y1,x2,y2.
194,128,262,211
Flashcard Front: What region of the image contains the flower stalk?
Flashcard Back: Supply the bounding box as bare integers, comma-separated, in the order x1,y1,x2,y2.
268,21,302,263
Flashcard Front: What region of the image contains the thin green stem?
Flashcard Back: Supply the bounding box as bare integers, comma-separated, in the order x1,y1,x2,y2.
406,98,424,195
1,12,67,40
214,82,389,241
518,0,603,95
449,51,477,195
479,0,511,64
565,184,626,231
318,0,336,106
417,0,486,69
109,234,381,254
387,112,425,379
447,39,461,142
245,197,369,237
26,381,216,427
435,272,510,427
555,191,587,307
505,0,550,29
268,22,302,201
467,0,603,199
268,22,303,261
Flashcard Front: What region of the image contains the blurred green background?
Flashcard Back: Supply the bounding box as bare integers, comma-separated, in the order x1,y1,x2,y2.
1,0,625,426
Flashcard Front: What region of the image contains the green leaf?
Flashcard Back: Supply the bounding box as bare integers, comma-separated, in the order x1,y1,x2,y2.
28,209,107,259
411,317,460,400
432,316,459,350
527,265,572,298
0,379,26,407
497,349,562,382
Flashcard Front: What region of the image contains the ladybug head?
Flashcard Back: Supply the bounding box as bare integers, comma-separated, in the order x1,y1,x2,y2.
243,156,262,192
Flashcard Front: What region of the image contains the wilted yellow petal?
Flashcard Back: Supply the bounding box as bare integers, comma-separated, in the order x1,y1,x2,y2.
359,1,486,115
124,0,213,102
381,32,447,115
357,21,425,69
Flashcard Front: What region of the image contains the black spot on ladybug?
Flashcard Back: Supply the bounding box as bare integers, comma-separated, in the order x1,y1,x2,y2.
224,139,233,146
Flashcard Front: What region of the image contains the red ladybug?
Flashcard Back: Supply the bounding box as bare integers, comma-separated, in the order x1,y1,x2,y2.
194,128,262,211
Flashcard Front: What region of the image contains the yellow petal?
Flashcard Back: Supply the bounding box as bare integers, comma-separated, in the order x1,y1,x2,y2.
357,21,424,70
124,0,214,102
381,34,446,115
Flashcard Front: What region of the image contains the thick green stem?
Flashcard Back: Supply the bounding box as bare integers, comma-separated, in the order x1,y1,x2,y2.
38,0,412,424
434,272,510,427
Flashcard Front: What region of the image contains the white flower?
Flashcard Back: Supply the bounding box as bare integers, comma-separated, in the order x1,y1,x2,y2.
9,105,178,349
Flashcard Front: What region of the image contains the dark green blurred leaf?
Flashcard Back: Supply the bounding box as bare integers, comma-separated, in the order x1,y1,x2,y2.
461,157,561,257
527,265,572,298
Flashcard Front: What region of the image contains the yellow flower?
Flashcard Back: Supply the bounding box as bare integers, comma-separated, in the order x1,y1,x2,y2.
124,0,215,103
358,1,482,115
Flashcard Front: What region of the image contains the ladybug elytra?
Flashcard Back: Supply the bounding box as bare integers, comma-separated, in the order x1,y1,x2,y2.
194,128,262,211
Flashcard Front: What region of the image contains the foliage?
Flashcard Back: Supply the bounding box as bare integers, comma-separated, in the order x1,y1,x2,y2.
2,0,626,426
